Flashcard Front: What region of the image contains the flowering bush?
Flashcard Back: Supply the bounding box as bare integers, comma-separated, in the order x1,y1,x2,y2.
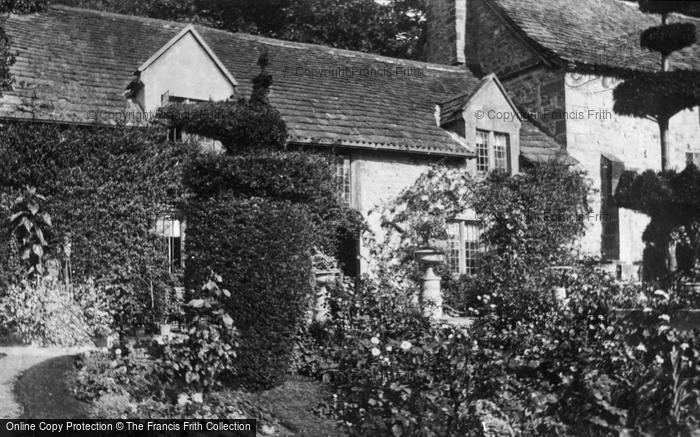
0,279,114,346
314,269,700,436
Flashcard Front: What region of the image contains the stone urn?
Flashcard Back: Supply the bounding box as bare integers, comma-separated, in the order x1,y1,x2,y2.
414,248,445,320
312,269,339,323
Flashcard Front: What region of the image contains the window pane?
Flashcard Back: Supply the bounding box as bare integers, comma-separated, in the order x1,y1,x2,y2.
493,132,509,171
336,156,351,205
464,222,483,276
476,130,489,173
447,222,461,275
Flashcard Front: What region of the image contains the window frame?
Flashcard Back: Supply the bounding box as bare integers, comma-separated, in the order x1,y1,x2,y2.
335,154,352,207
475,129,511,175
154,211,185,274
446,219,485,276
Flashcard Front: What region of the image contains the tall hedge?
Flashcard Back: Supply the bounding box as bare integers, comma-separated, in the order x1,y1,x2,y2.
185,194,314,389
0,122,193,327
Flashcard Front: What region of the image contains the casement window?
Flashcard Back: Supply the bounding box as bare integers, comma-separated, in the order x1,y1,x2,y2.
446,220,485,276
686,152,700,167
476,129,511,174
335,155,351,206
155,213,184,274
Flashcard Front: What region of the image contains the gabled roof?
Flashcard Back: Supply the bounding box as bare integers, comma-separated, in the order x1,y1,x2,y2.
438,73,521,125
137,24,238,87
487,0,700,75
0,5,570,160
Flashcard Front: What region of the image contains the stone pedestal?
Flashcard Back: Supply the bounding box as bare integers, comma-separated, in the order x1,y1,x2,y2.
421,265,443,319
415,249,445,320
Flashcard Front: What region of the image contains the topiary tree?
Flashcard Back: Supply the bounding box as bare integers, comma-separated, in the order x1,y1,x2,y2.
178,53,363,390
613,0,700,171
616,163,700,280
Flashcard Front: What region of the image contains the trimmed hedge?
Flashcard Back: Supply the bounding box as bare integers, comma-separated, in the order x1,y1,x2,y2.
641,23,697,56
184,194,314,390
0,122,193,328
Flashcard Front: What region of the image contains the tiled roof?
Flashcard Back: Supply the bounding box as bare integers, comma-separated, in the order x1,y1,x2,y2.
520,115,577,165
488,0,700,74
0,5,571,161
0,6,482,156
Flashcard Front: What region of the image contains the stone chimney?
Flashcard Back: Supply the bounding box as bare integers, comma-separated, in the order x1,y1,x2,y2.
426,0,467,65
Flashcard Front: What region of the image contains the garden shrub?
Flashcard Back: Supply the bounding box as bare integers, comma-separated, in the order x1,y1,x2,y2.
319,265,700,436
156,274,240,392
0,122,193,329
184,194,314,390
0,280,113,346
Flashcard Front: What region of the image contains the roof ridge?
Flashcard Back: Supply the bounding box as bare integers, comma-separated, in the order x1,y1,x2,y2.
48,4,472,72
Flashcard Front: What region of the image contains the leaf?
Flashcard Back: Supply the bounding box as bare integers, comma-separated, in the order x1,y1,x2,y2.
20,247,31,260
42,212,52,227
28,202,39,216
35,227,47,246
32,244,43,258
188,299,205,308
391,425,403,437
9,211,23,223
222,313,234,327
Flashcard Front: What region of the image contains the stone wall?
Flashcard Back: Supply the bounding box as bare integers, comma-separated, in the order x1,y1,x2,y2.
564,73,700,269
426,0,461,65
349,150,468,272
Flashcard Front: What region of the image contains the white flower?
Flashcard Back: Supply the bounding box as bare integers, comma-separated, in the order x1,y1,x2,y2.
659,314,670,322
385,345,393,352
371,347,381,357
370,337,380,345
655,355,664,365
653,289,669,300
635,343,647,353
114,348,122,355
680,343,689,351
177,393,190,406
192,393,204,404
400,341,412,351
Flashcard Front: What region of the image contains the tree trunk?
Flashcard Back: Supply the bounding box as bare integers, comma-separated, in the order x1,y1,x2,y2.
659,116,670,172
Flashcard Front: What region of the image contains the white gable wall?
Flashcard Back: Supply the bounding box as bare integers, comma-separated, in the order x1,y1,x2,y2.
139,32,236,112
565,73,700,273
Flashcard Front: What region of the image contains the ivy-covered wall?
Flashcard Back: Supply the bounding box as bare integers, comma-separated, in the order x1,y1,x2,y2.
0,121,194,327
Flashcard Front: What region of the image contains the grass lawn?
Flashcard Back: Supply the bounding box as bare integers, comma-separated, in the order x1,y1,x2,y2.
242,379,346,437
15,355,89,419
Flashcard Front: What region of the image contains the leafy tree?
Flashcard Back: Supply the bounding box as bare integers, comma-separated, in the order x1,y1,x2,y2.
613,0,700,171
56,0,427,59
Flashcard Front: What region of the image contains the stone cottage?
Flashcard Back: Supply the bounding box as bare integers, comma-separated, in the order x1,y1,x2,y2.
427,0,700,278
2,1,691,279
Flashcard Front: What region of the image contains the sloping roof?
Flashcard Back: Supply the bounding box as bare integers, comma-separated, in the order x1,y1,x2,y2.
0,6,482,157
439,73,521,125
487,0,700,75
520,115,578,165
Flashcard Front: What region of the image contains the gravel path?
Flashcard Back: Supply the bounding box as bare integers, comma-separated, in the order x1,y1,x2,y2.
0,346,93,419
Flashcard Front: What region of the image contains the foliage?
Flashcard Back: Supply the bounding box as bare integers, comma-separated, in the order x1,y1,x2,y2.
616,164,700,279
55,0,427,60
9,186,52,278
638,0,697,16
0,0,48,13
0,26,13,96
317,268,700,436
641,23,697,56
369,160,589,295
155,274,240,392
0,122,193,329
70,346,159,403
157,95,287,155
184,195,314,390
0,280,114,346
